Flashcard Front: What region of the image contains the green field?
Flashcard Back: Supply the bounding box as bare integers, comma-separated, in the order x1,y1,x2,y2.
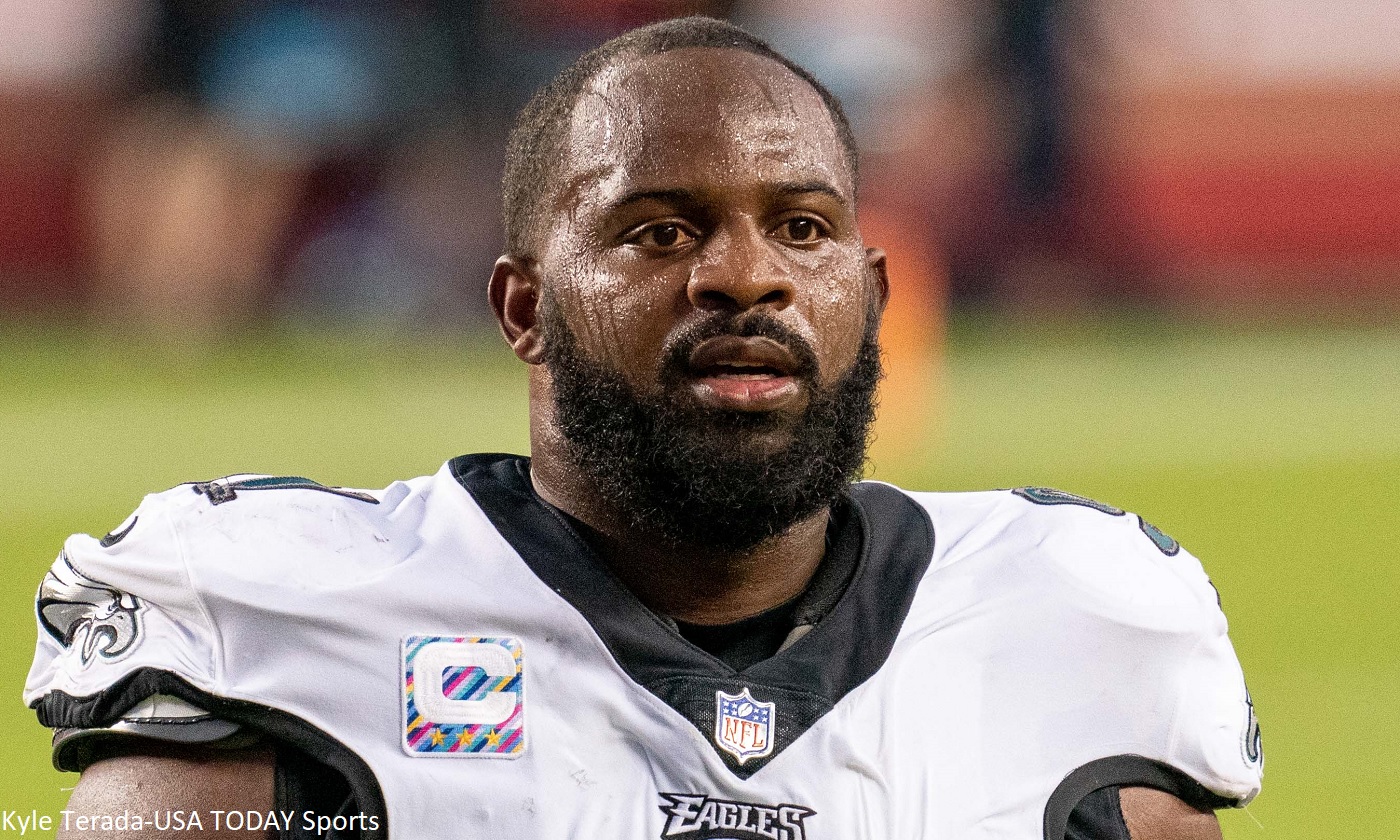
2,317,1397,837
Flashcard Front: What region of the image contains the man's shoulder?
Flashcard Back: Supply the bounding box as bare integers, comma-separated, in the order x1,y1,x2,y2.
55,460,493,591
882,483,1224,631
23,459,495,710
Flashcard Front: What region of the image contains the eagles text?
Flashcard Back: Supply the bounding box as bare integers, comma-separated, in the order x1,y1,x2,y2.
658,794,814,840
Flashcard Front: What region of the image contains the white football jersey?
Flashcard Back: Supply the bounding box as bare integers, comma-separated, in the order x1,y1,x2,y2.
25,454,1262,839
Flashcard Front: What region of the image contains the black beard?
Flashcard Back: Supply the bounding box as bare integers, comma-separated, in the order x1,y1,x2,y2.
540,300,882,553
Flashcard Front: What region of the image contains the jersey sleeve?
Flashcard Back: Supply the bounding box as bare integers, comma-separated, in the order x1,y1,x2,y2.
993,489,1265,810
23,488,236,768
1162,573,1264,806
1043,499,1264,807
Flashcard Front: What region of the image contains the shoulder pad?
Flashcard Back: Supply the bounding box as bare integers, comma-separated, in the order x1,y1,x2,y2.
1006,486,1221,631
51,693,249,772
1012,486,1180,554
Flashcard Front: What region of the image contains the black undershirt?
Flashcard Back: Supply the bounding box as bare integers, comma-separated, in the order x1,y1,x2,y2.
548,490,863,674
674,590,804,672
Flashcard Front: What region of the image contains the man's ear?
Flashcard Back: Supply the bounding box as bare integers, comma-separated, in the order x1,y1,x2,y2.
866,247,890,311
489,255,547,364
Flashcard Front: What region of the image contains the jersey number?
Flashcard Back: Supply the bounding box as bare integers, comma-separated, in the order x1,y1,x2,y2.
1013,486,1181,556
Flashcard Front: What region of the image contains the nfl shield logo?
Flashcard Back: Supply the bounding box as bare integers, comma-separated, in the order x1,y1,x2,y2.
715,687,775,764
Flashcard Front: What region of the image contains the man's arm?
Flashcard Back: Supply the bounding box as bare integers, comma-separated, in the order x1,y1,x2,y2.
58,746,274,840
1118,788,1223,840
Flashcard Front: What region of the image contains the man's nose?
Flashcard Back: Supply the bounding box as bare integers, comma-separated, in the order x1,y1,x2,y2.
686,223,795,312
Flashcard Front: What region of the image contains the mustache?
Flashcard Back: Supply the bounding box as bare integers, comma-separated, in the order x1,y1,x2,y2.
660,312,820,383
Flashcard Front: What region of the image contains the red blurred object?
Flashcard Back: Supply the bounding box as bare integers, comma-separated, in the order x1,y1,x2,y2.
0,91,96,312
1086,86,1400,307
0,160,79,264
1127,162,1400,261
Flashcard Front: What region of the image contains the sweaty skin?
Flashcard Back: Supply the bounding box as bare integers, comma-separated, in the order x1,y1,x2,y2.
58,743,274,839
492,48,885,625
63,46,1224,840
1121,788,1224,840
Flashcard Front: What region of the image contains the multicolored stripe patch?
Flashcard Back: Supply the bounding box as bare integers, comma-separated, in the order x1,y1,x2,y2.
402,635,525,757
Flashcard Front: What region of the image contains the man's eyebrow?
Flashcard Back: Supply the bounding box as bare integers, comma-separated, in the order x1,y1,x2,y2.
771,181,847,203
602,182,848,216
601,188,703,216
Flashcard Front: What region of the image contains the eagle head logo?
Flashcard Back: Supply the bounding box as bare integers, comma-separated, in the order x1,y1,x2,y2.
38,553,145,665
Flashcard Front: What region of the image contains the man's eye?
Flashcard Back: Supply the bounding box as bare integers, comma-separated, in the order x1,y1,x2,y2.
776,217,826,243
632,224,695,249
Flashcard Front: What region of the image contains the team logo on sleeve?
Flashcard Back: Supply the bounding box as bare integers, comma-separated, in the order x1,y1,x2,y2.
715,688,775,764
658,794,814,840
402,635,525,757
38,553,145,665
1243,685,1263,767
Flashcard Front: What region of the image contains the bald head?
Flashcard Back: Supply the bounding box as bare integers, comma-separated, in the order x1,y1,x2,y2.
554,48,856,248
501,17,858,260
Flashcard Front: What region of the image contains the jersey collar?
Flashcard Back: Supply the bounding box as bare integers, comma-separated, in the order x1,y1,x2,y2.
449,453,935,778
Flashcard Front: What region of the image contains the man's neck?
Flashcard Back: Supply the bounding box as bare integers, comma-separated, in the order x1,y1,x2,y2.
529,455,829,625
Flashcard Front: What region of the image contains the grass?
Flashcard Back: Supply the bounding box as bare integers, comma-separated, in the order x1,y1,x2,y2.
2,316,1397,836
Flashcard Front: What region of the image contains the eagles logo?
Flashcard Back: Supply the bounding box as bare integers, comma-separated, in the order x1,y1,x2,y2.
658,794,814,840
38,553,145,665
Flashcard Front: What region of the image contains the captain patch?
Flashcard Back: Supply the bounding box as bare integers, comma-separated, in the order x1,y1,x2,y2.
402,635,525,757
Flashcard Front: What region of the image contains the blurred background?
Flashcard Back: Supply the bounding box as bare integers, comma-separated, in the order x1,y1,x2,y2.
1,1,1397,837
4,0,1400,328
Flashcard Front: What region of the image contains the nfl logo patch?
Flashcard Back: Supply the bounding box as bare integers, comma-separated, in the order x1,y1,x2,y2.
715,687,775,764
402,635,525,758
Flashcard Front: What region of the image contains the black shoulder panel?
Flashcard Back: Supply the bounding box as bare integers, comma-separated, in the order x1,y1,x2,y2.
1044,754,1237,840
34,668,387,840
1064,786,1129,840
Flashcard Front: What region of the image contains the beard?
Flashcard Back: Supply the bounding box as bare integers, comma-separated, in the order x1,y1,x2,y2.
539,297,882,553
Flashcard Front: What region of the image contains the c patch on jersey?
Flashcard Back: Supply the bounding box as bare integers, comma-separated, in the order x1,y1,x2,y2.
38,552,145,665
715,688,775,765
402,635,524,757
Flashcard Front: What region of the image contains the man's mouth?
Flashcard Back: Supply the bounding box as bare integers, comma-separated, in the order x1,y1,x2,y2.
685,336,805,411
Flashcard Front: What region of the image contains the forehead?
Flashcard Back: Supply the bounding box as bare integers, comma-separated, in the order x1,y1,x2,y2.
558,47,853,210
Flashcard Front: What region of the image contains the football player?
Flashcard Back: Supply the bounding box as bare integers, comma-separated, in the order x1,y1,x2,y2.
26,17,1260,840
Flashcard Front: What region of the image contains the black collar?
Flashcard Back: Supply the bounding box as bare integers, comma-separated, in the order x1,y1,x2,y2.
450,453,935,778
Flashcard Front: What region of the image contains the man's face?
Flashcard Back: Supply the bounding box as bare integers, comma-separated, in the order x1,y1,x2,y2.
530,47,886,549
